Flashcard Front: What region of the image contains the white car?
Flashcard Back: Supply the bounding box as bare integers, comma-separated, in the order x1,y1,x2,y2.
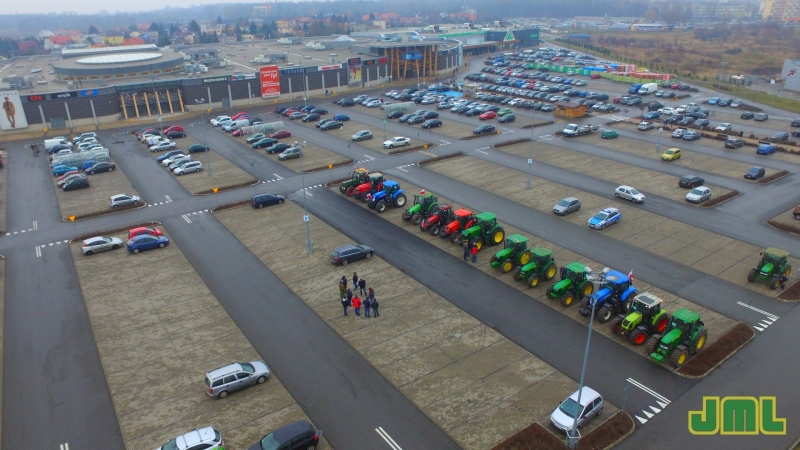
615,185,645,203
659,107,676,115
174,161,203,175
637,121,654,131
210,116,231,126
685,186,711,203
383,137,411,149
162,154,190,166
150,141,176,152
109,193,140,208
715,123,732,132
81,236,123,255
676,105,688,114
551,386,604,432
671,128,686,138
365,99,382,108
155,426,224,450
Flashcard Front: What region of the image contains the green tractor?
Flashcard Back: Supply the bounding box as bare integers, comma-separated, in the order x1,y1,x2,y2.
402,190,439,225
647,308,707,368
512,246,558,288
490,234,532,273
453,212,505,252
609,292,671,346
747,247,791,290
546,262,595,307
339,167,370,196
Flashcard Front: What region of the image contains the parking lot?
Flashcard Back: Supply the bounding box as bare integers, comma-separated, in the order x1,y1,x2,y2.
296,117,431,154
69,227,329,450
214,201,618,449
425,156,797,298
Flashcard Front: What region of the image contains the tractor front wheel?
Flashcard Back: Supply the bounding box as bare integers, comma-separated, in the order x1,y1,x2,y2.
519,250,531,266
562,293,575,307
546,286,553,298
770,276,780,290
544,265,557,280
645,335,661,355
339,185,347,193
367,200,377,209
452,233,462,244
394,194,407,207
609,317,624,335
346,186,356,196
512,267,522,281
629,328,648,346
579,296,590,311
412,214,423,225
431,225,441,236
747,268,757,282
470,239,483,252
581,282,594,297
598,305,614,323
354,191,362,200
501,260,514,273
670,347,689,368
692,330,708,354
376,201,387,213
529,275,540,288
362,191,372,203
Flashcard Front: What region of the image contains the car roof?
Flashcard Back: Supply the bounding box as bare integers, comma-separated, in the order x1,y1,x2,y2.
569,386,601,406
271,420,314,442
83,236,107,244
617,185,634,190
178,427,218,448
600,208,619,214
206,362,245,379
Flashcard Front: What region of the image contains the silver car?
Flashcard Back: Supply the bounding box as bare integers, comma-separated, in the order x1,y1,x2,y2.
81,236,123,255
614,185,645,203
351,130,373,142
109,194,141,208
204,361,270,399
156,426,224,450
551,386,604,432
685,186,711,203
553,197,581,215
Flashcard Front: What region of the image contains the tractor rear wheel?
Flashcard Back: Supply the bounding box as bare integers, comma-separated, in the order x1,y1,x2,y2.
354,192,362,200
339,185,347,193
376,201,387,213
747,268,757,282
519,250,531,266
562,293,575,307
654,314,671,334
581,282,594,297
544,265,557,280
770,275,780,290
579,296,590,310
628,328,648,346
501,260,514,273
691,330,708,354
598,305,614,323
346,186,356,196
645,335,661,355
529,275,540,288
490,227,505,245
470,239,483,251
609,317,624,335
670,346,689,368
512,267,523,281
412,214,423,225
394,194,407,207
785,265,792,276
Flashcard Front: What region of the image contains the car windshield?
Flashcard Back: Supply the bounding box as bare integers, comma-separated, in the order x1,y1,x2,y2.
241,362,255,373
629,189,640,195
593,212,608,220
259,433,281,450
666,150,675,155
559,398,582,419
690,189,703,195
558,200,571,207
162,439,179,450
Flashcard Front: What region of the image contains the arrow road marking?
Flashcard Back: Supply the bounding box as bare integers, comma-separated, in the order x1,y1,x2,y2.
375,427,402,450
61,443,69,450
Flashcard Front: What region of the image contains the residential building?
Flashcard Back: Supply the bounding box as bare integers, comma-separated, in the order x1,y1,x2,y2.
253,4,271,17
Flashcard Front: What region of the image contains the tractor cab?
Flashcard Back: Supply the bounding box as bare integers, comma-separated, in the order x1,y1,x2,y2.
367,173,385,189
382,180,400,195
356,173,385,199
513,246,558,288
531,247,554,268
413,191,438,210
504,234,529,254
760,248,789,276
351,167,369,182
403,190,439,223
561,262,589,285
547,262,592,306
454,209,476,228
474,212,498,231
626,292,662,321
490,234,531,272
596,270,634,300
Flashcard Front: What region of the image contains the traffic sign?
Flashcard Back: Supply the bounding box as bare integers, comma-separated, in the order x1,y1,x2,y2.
303,215,309,222
528,158,533,164
68,215,76,222
328,164,333,169
212,187,219,193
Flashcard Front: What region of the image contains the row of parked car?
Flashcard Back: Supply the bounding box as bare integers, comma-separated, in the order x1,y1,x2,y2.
50,132,117,191
135,125,208,175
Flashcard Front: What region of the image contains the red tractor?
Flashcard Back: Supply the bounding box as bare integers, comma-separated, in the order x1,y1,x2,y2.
420,204,455,236
439,208,476,240
353,173,385,202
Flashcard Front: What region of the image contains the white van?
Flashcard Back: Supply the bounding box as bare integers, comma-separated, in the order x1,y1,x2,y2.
637,83,658,95
45,139,71,150
222,118,250,131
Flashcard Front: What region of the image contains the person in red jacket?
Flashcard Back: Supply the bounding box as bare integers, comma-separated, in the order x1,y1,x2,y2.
471,244,478,263
353,296,362,316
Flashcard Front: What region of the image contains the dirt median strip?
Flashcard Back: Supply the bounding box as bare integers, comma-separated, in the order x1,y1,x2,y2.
677,322,755,378
491,411,635,450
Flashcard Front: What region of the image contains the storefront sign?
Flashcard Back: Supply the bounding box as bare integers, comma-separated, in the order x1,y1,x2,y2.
260,65,280,98
203,76,229,84
319,64,342,71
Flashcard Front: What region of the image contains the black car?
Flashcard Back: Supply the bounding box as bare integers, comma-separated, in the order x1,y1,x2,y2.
421,119,443,129
741,112,755,120
387,110,404,119
745,166,766,179
248,420,321,450
407,115,425,125
166,130,186,139
422,111,439,119
399,114,415,123
465,108,482,116
275,106,288,114
302,113,320,122
771,132,790,141
679,117,694,126
338,99,355,106
451,106,469,114
251,193,285,208
188,144,210,153
310,108,328,115
330,244,373,266
679,175,704,188
792,119,800,127
678,83,691,90
86,162,116,174
49,144,72,154
594,94,609,101
473,125,496,135
648,102,664,111
63,177,89,191
725,138,745,149
266,143,292,154
498,114,516,123
319,121,341,131
253,138,278,148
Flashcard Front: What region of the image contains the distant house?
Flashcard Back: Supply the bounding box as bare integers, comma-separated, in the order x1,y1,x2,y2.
219,35,236,43
61,29,84,42
103,31,125,45
241,34,255,41
44,35,73,49
17,41,39,53
122,37,145,46
39,30,55,39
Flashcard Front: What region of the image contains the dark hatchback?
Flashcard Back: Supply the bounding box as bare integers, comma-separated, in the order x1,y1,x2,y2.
473,124,496,135
330,244,374,266
248,420,321,450
744,166,766,179
252,193,285,208
253,138,278,149
678,175,704,188
63,177,90,191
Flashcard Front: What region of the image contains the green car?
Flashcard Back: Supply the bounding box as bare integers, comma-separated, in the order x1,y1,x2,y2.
497,108,513,117
601,130,619,139
189,144,210,153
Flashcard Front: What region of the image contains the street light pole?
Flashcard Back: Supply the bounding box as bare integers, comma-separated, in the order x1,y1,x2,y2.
657,126,663,153
195,99,212,176
527,110,535,189
568,295,598,449
296,140,313,253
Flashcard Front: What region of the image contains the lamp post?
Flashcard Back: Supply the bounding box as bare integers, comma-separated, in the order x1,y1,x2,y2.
194,99,212,176
383,119,387,142
295,140,313,253
657,126,663,153
347,143,351,161
526,110,535,189
568,295,598,449
713,61,727,116
152,78,163,135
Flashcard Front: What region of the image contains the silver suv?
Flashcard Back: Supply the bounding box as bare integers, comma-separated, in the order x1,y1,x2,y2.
204,361,270,399
109,194,140,208
156,426,223,450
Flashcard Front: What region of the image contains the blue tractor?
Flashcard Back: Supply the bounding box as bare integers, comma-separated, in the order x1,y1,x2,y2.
579,269,637,323
366,180,407,213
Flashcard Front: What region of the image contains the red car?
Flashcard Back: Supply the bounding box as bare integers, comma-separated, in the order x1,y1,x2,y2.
58,170,80,181
670,83,680,89
270,130,292,139
479,111,497,120
232,129,246,137
613,96,622,103
163,125,184,133
283,109,298,117
231,112,249,120
590,74,602,79
128,227,164,239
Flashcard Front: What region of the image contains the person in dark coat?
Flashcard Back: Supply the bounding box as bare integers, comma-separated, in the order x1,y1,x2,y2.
342,296,350,316
371,297,379,317
363,297,372,317
352,272,359,290
780,274,788,290
353,295,362,316
368,286,374,300
463,241,470,261
346,288,353,305
340,275,347,287
358,278,367,296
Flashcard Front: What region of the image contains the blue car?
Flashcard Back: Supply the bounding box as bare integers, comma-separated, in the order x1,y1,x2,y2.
52,165,78,176
126,234,170,254
334,114,350,122
157,150,184,162
757,143,776,155
707,97,720,105
82,160,96,171
578,90,589,98
644,111,660,120
588,208,621,230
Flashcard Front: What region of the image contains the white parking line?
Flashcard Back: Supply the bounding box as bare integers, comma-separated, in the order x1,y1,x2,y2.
476,150,488,154
35,246,41,258
182,214,192,223
396,167,409,172
165,195,172,203
32,220,38,230
626,378,670,404
364,155,375,160
736,301,779,321
273,173,283,180
375,427,402,450
60,443,69,450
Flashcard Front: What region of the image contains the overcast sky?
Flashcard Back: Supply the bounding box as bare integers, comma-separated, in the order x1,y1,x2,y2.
9,0,274,16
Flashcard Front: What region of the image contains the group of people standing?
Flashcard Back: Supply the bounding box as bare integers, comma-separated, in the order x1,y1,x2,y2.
463,241,478,263
339,272,379,317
